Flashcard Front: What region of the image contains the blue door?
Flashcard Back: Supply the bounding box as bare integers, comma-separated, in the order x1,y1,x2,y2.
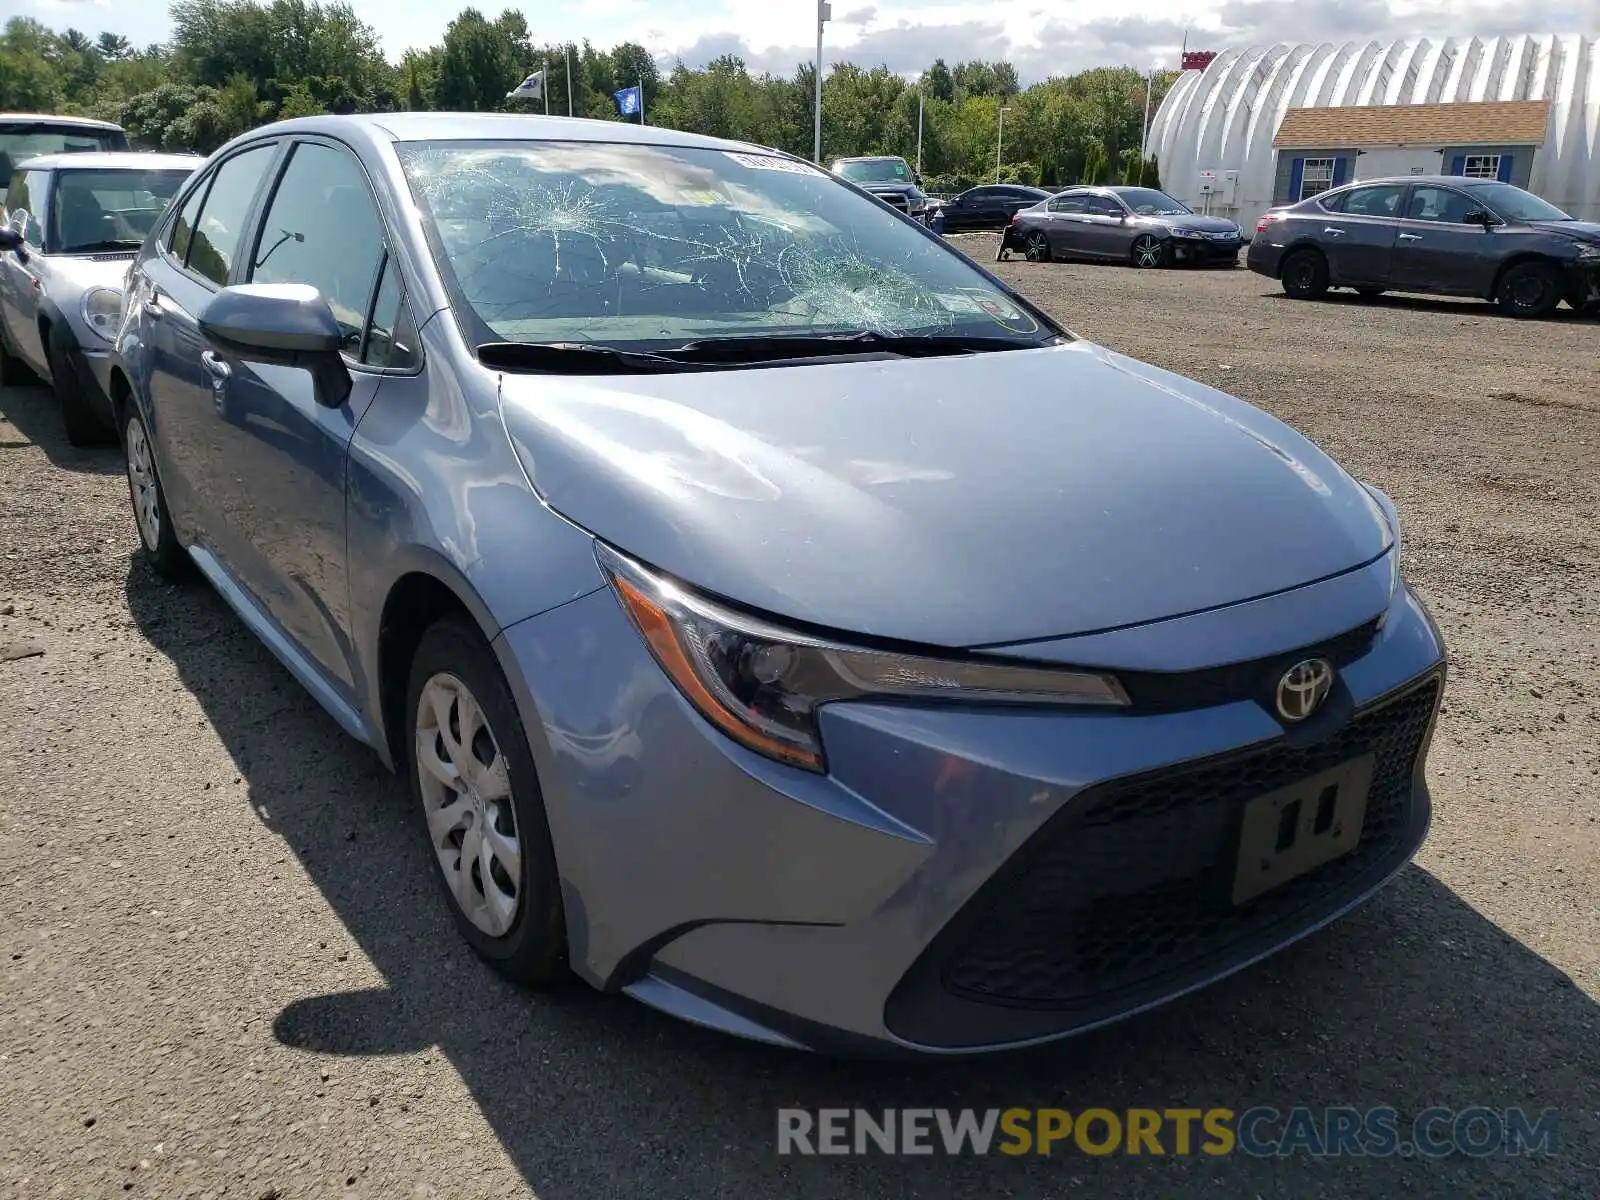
194,138,392,695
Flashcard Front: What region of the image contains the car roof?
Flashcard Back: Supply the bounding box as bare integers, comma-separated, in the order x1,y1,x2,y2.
0,113,124,131
12,151,203,172
1318,174,1505,189
243,111,779,157
833,155,904,162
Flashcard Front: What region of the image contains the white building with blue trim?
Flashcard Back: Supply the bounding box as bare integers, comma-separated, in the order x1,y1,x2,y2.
1148,35,1600,234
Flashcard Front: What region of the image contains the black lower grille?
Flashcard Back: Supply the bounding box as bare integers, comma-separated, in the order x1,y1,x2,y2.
885,675,1440,1046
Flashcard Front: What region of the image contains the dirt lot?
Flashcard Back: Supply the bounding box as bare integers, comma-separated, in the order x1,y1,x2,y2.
2,250,1598,1199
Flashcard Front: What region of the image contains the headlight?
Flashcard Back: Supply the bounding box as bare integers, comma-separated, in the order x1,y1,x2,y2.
1172,228,1207,239
598,545,1129,772
81,286,123,343
1575,243,1600,260
1361,482,1402,607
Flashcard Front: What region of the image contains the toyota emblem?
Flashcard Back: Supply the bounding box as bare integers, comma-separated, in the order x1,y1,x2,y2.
1275,658,1335,722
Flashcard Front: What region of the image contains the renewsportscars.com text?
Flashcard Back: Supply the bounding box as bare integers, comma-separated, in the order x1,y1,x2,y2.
776,1106,1561,1158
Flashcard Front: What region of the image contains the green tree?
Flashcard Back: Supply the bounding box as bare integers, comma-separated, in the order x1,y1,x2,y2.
435,7,522,111
95,32,132,60
1081,137,1108,185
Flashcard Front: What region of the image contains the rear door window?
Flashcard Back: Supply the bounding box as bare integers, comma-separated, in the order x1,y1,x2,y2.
1049,193,1086,213
1339,185,1405,220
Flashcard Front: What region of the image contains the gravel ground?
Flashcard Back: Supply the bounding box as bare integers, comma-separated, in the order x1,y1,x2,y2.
3,250,1598,1199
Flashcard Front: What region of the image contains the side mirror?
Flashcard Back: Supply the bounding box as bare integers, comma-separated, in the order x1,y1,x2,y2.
0,226,20,253
198,283,352,409
1463,208,1496,228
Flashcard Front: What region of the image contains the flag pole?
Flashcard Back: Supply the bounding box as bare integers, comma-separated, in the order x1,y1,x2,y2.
544,51,550,114
639,75,645,124
566,45,573,116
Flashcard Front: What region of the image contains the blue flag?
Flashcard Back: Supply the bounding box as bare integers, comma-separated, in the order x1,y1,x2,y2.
615,85,642,117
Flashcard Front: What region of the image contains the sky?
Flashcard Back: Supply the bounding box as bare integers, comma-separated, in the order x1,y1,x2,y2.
26,0,1600,81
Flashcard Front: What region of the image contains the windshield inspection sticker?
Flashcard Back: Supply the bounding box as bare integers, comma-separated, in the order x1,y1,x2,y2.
953,287,1039,333
723,151,823,176
933,293,984,314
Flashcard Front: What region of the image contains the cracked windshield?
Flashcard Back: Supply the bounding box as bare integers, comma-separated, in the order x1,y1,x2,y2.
397,140,1043,349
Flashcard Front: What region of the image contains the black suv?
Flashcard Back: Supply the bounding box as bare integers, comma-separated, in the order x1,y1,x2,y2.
1247,175,1600,318
828,156,931,225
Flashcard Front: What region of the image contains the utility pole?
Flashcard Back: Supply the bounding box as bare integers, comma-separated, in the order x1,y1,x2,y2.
813,0,830,164
1141,67,1154,158
916,87,924,177
566,45,573,117
995,104,1009,183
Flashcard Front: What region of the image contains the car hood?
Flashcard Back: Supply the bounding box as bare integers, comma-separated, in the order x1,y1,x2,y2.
499,341,1392,648
1528,219,1600,242
1160,215,1241,234
36,252,135,299
857,181,922,197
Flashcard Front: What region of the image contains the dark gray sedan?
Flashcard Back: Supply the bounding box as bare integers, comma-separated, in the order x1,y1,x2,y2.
1247,175,1600,318
998,186,1243,267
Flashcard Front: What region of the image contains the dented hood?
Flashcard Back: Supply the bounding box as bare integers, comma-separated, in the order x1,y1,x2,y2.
499,340,1392,648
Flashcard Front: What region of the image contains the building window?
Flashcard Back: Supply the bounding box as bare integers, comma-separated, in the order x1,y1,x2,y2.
1299,158,1335,200
1463,154,1501,179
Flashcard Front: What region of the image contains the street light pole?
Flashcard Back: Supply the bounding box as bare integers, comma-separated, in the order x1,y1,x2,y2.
995,105,1009,183
813,1,830,164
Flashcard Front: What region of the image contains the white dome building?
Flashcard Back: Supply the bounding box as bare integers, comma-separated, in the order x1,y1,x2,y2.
1148,35,1600,234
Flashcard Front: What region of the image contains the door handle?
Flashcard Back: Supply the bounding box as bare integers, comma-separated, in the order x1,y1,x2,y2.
1398,232,1423,241
1322,227,1346,237
201,350,231,381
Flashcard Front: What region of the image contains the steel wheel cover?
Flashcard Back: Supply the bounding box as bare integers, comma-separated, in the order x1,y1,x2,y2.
125,417,161,551
416,672,522,937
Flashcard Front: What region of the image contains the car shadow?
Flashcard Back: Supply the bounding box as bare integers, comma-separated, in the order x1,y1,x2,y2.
1264,289,1600,322
123,558,1598,1198
0,380,121,474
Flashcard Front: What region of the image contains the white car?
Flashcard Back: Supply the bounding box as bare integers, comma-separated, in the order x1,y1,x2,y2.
0,151,200,443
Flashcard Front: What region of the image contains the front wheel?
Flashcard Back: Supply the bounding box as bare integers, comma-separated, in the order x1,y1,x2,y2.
1495,261,1562,319
407,615,567,987
1281,249,1330,299
123,408,190,578
1023,231,1052,263
1130,234,1167,269
47,328,113,447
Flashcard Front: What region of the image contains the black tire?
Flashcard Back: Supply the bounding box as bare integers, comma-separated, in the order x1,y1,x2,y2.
1023,231,1052,263
0,324,37,387
406,615,567,988
46,326,114,446
1355,286,1385,299
123,407,191,578
1281,249,1329,299
1495,261,1562,319
1130,234,1167,269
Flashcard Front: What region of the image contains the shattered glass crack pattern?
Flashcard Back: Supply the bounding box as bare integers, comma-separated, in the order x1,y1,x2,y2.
396,141,1042,348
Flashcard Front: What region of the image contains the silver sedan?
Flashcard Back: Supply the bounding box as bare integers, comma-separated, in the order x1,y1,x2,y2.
0,151,200,443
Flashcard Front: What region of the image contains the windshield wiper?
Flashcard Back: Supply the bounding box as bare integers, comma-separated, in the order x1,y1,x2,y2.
65,238,143,253
663,331,1046,363
478,331,1053,375
477,340,689,374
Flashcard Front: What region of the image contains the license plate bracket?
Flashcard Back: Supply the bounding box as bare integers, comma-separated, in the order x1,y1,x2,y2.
1232,755,1374,905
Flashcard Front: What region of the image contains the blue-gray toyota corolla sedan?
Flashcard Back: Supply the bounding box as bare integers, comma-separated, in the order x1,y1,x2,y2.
109,113,1447,1056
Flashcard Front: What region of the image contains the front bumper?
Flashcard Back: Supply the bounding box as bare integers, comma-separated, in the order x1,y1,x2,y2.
1169,235,1242,266
493,568,1446,1056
